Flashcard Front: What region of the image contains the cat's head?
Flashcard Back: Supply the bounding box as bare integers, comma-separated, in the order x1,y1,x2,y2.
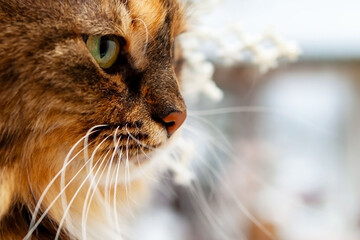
0,0,187,230
0,0,187,170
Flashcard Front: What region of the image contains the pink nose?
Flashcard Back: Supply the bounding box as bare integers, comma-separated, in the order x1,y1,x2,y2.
162,111,187,136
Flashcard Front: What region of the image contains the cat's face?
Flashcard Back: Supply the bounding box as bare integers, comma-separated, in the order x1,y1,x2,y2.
0,1,187,237
0,0,186,168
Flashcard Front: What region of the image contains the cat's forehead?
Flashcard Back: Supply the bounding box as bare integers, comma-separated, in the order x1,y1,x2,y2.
128,0,186,34
1,0,185,68
77,0,186,67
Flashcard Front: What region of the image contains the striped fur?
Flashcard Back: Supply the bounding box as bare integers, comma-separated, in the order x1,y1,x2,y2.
0,0,187,239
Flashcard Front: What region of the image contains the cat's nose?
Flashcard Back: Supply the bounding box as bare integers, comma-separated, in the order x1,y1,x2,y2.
162,111,187,136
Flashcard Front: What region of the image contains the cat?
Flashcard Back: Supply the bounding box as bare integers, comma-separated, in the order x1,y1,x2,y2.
0,0,187,239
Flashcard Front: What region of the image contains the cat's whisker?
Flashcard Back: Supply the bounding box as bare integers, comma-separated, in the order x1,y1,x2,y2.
185,115,289,197
59,125,107,233
190,110,314,238
134,145,163,184
183,117,285,238
83,125,108,196
24,136,110,240
125,138,132,193
85,132,106,189
181,125,230,186
123,137,133,210
124,136,137,217
55,143,111,240
27,128,101,237
182,124,230,157
180,117,281,239
111,126,124,232
81,149,112,240
192,183,241,240
188,178,234,240
84,125,108,169
189,106,333,136
125,127,180,187
190,148,275,240
188,106,271,116
124,127,156,151
125,158,132,198
78,128,110,227
103,128,121,226
113,151,123,233
186,114,233,150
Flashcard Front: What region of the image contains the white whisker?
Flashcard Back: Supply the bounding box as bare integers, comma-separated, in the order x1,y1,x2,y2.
185,114,233,150
191,151,275,240
27,127,102,239
188,178,234,240
189,106,332,136
59,125,107,234
104,128,121,227
24,135,109,240
81,149,112,240
125,127,158,151
113,148,123,233
55,138,110,240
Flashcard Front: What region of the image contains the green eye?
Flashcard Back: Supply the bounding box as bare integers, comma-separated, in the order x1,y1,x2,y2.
86,35,120,69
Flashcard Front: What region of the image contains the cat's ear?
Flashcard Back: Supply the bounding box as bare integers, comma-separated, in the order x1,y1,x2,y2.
0,167,17,220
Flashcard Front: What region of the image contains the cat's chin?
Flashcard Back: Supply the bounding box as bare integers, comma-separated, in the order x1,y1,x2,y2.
94,129,183,186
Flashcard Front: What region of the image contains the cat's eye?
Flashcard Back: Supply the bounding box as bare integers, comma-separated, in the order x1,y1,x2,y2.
86,35,120,69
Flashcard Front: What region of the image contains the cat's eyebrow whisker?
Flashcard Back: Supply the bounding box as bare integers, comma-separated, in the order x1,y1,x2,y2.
55,143,111,240
27,127,102,237
25,135,110,240
133,17,149,55
81,149,112,240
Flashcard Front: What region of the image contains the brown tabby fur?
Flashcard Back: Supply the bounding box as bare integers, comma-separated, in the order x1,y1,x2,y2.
0,0,187,239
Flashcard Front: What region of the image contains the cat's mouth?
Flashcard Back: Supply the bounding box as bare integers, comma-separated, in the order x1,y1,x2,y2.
87,124,167,162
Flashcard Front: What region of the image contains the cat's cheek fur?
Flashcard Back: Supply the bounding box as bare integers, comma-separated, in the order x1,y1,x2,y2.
0,167,19,220
46,178,152,240
24,136,158,240
0,0,187,238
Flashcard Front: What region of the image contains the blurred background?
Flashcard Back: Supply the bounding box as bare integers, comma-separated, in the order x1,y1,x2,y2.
133,0,360,239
